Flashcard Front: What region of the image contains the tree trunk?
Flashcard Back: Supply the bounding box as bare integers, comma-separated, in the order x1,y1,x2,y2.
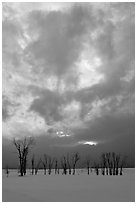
88,167,89,175
73,167,75,175
44,168,46,175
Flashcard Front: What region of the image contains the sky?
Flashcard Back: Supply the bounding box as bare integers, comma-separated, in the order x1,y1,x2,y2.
2,2,135,166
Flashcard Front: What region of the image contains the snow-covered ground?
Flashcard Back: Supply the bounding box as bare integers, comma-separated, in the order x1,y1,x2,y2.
2,168,135,202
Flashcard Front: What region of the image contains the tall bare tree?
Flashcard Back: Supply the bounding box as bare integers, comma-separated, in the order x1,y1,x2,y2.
72,152,80,175
100,152,126,176
101,153,107,175
85,156,91,175
115,154,120,175
67,154,72,175
61,156,68,175
106,152,113,175
31,154,35,175
112,152,116,175
13,137,34,176
48,156,54,175
35,158,41,175
42,154,48,175
54,158,58,175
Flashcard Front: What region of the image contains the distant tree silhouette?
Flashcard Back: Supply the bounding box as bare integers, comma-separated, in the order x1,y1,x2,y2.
13,137,34,176
31,154,35,175
57,167,60,174
85,156,91,175
67,154,72,175
35,158,41,175
101,153,107,175
106,152,113,175
42,154,48,175
48,156,54,175
72,152,80,175
61,156,68,175
54,158,58,175
115,154,120,175
100,152,127,176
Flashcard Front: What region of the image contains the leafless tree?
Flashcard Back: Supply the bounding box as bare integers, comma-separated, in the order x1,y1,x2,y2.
48,156,54,175
106,152,113,175
72,152,80,175
31,154,35,175
54,158,58,175
115,154,120,175
100,152,126,176
101,152,115,175
35,158,41,175
42,154,48,175
57,167,60,174
61,156,67,175
67,154,72,175
112,152,116,175
101,153,107,175
85,156,91,175
13,137,34,176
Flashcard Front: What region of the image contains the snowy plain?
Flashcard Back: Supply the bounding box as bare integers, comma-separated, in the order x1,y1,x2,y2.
2,168,135,202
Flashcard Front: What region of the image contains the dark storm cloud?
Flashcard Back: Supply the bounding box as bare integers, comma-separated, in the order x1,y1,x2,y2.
27,2,134,125
25,4,96,77
30,89,64,124
73,113,134,141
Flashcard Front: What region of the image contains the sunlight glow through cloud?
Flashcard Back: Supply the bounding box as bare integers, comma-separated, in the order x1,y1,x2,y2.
78,141,98,146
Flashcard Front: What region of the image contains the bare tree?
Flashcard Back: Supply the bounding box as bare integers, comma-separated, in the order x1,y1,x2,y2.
31,154,35,175
115,154,120,175
72,152,80,175
106,152,113,176
57,167,60,174
35,158,41,175
61,156,68,175
101,153,107,175
54,158,58,175
85,156,91,175
42,154,48,175
48,156,54,175
67,154,72,175
100,152,126,176
13,137,34,176
112,152,116,175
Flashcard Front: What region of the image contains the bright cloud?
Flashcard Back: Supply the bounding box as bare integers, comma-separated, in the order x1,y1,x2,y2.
78,141,98,146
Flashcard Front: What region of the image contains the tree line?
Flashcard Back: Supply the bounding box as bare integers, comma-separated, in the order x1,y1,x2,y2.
5,137,127,177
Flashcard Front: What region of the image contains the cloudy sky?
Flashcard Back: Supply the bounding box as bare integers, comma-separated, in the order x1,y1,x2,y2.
2,2,135,165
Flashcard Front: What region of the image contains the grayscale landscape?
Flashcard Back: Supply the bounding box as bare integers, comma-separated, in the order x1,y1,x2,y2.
2,2,135,202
